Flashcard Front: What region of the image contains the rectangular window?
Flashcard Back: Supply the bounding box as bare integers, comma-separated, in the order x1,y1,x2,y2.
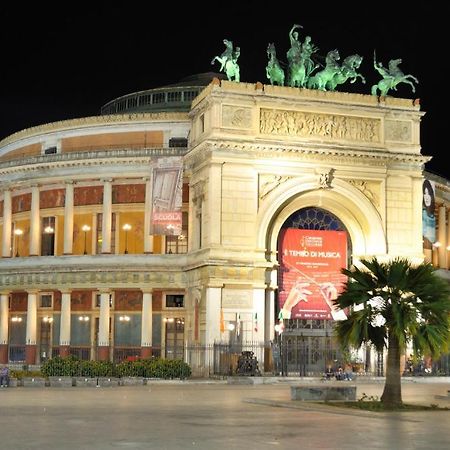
44,146,57,155
165,294,184,308
94,293,113,308
41,217,55,256
40,293,53,308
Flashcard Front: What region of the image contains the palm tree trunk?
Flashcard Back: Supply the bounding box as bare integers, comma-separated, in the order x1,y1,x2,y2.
381,332,402,406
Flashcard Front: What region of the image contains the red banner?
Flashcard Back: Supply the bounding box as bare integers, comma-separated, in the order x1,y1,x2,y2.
278,229,348,320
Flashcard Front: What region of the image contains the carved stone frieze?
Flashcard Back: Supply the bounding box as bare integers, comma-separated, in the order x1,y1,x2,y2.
260,108,381,143
384,120,412,142
348,179,380,208
222,106,252,129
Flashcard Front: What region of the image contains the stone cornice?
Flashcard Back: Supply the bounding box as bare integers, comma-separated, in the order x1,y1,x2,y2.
185,139,429,169
0,112,189,147
192,79,423,113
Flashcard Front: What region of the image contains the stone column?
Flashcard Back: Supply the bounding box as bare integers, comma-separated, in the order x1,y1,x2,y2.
63,181,74,255
59,291,72,357
101,180,112,254
438,206,447,268
25,291,38,364
144,175,154,253
205,287,221,345
1,190,12,257
140,290,153,358
97,291,110,361
29,186,41,256
208,162,222,245
0,292,9,363
265,289,275,343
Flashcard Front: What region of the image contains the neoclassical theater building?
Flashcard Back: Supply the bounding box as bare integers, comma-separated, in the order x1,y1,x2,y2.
0,73,449,371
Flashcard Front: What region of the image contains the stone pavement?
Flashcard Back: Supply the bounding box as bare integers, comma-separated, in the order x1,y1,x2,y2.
0,377,449,449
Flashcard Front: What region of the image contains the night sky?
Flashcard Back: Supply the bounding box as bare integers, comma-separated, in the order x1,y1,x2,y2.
0,4,446,178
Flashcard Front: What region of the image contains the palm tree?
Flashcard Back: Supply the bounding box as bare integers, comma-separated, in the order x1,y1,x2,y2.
334,257,450,407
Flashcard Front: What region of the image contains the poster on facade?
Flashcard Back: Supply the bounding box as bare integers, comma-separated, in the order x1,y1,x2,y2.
422,179,436,244
278,228,348,320
151,157,183,235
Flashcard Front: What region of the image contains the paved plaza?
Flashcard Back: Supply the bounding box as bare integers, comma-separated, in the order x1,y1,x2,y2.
0,378,449,449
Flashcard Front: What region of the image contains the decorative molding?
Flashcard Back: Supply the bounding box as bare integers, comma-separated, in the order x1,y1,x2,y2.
260,108,381,143
348,179,380,208
222,106,252,129
259,174,292,200
318,169,335,189
384,120,412,142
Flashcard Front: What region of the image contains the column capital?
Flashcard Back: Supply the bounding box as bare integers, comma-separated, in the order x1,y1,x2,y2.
102,178,113,183
26,289,40,295
60,289,72,295
141,288,153,294
0,291,10,296
64,180,75,186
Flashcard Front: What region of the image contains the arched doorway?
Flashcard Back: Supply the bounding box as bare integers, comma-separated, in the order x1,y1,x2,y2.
276,207,351,375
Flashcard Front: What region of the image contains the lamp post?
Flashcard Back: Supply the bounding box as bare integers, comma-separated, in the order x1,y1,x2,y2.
122,223,131,254
14,228,23,257
81,225,91,255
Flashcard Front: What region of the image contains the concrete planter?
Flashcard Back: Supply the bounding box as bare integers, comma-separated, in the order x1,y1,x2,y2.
2,377,18,387
291,384,357,401
22,377,48,387
74,377,100,387
97,377,119,387
48,376,74,387
119,377,145,386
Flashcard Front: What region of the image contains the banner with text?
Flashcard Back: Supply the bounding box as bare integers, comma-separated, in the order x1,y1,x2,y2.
151,157,183,235
278,228,348,320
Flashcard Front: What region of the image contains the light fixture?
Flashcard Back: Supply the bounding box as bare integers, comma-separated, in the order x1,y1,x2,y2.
78,315,90,322
119,315,130,322
122,223,131,254
42,316,53,323
81,225,91,255
227,323,235,331
14,228,23,257
44,226,54,234
433,241,442,248
11,316,23,322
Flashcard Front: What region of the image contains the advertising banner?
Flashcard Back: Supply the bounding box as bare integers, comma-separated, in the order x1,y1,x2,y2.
278,228,348,320
422,179,436,244
151,157,183,235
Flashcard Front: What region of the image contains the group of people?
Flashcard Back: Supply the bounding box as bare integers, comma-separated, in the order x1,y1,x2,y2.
324,363,353,381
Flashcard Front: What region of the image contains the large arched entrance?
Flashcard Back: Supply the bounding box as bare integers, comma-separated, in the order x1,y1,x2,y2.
275,207,350,375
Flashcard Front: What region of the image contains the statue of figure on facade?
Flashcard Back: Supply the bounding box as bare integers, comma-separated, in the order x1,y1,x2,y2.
300,36,319,81
326,54,366,91
371,53,418,96
211,39,240,82
307,49,341,91
266,43,285,86
286,24,306,87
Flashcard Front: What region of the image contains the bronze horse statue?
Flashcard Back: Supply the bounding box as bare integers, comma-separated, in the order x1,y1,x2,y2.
266,43,285,86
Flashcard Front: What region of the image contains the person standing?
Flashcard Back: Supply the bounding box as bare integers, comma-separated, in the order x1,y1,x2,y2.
0,365,9,387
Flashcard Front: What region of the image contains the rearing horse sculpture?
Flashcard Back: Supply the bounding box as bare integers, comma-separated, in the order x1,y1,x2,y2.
327,54,366,91
371,55,418,96
307,49,341,91
211,39,240,82
266,43,285,86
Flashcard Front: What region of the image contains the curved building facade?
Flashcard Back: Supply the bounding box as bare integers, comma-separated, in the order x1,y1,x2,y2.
0,75,448,374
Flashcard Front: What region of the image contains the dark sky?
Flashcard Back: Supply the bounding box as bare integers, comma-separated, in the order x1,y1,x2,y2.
0,4,447,178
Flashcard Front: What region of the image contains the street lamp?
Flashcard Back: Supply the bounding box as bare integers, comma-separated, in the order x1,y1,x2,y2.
14,228,23,257
81,225,91,255
122,223,131,254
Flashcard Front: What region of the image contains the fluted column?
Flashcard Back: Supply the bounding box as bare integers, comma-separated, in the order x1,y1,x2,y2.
97,290,110,360
29,186,40,256
438,206,447,268
141,289,153,358
101,180,112,254
0,292,10,363
63,182,74,255
1,190,12,257
25,290,38,364
59,291,72,357
144,175,154,253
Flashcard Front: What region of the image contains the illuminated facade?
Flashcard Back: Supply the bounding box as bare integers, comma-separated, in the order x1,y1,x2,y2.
0,75,448,372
